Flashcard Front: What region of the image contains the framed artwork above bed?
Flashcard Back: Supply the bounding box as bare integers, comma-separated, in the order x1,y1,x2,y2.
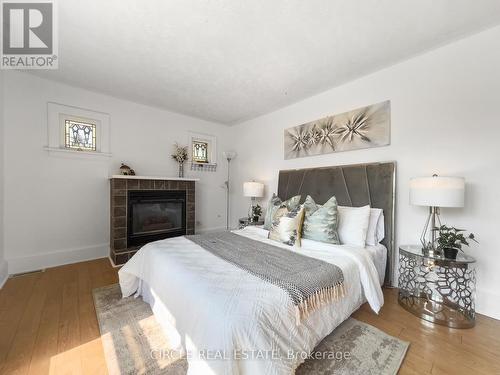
284,101,391,160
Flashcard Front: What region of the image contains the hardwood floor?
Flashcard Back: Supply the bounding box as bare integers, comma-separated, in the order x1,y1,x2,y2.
0,258,499,374
353,292,500,375
0,258,117,375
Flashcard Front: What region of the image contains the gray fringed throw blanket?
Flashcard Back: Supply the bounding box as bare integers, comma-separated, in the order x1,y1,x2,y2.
187,232,345,324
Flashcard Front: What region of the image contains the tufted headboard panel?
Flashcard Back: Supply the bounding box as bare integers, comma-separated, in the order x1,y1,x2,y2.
277,161,396,285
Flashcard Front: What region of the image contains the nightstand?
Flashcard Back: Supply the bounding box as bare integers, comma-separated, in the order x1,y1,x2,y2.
238,217,264,229
398,245,476,328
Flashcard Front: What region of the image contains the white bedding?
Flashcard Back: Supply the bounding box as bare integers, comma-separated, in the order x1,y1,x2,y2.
365,242,387,286
119,226,384,375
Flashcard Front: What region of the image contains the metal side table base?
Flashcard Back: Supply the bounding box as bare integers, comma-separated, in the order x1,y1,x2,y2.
398,245,476,329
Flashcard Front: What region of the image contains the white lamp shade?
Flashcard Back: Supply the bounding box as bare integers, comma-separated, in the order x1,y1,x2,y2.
222,151,236,160
243,181,264,198
410,176,465,208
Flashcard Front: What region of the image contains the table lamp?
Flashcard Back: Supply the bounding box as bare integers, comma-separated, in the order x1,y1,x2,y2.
410,175,465,254
243,181,264,222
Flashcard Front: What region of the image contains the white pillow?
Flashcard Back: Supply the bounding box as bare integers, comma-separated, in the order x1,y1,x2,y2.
337,205,371,247
366,208,385,246
377,212,385,244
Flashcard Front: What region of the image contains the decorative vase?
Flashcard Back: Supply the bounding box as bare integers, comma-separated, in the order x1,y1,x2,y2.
443,247,459,260
252,215,259,223
178,162,184,178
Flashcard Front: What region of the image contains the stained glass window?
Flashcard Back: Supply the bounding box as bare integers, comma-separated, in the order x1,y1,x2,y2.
64,120,96,151
192,140,209,163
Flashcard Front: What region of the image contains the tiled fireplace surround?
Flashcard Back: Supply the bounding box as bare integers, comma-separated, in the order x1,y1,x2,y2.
109,176,196,265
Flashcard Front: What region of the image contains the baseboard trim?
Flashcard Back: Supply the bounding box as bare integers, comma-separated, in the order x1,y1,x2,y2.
7,244,109,275
108,254,121,269
0,260,8,289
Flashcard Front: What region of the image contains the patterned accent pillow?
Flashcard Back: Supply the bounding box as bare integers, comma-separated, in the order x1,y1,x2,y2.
302,195,340,245
268,204,305,247
263,194,301,230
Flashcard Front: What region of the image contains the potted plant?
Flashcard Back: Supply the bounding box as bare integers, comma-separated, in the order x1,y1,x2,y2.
171,143,189,178
251,204,262,223
433,225,478,259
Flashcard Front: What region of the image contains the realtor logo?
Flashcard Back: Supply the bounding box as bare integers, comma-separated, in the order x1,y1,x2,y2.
1,0,58,69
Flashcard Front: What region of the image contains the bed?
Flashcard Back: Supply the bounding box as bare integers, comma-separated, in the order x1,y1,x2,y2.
119,162,396,375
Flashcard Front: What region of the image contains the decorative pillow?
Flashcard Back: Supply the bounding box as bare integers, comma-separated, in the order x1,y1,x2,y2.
302,195,340,245
337,205,371,247
263,194,301,230
268,204,305,247
365,208,385,246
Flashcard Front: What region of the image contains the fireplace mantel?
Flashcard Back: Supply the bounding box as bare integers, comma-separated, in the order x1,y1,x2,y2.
109,175,199,181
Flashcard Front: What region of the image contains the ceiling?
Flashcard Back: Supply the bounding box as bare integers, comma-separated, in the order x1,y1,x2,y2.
32,0,500,124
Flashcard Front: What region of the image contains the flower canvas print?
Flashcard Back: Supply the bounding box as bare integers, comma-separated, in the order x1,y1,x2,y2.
284,101,391,159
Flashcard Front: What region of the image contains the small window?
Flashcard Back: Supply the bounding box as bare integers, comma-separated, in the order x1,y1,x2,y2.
65,119,96,151
192,140,209,163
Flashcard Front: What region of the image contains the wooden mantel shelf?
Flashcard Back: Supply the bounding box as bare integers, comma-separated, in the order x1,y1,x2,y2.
109,175,200,181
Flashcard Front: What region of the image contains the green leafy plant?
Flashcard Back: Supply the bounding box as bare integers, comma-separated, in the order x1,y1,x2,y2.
252,204,262,218
433,225,478,252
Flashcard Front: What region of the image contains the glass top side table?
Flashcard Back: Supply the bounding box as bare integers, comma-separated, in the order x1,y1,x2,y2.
398,245,476,329
238,217,264,229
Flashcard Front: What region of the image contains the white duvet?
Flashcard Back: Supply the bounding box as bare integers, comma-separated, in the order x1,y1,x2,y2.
119,226,384,375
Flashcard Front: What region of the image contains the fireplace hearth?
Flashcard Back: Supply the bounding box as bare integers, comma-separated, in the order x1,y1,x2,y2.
109,176,198,265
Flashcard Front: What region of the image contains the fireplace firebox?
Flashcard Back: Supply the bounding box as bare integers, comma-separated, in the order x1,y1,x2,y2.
127,190,186,247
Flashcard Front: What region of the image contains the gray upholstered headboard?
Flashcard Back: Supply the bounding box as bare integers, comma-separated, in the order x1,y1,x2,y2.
277,161,396,286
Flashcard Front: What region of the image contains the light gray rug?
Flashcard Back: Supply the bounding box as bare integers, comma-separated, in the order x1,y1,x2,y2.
93,284,408,375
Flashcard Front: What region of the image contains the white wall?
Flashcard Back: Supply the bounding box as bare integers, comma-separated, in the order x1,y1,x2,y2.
3,71,230,274
0,71,7,287
230,26,500,319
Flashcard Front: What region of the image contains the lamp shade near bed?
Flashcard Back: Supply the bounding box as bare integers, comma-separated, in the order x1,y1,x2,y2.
409,175,465,252
410,176,465,208
243,181,264,198
243,181,264,223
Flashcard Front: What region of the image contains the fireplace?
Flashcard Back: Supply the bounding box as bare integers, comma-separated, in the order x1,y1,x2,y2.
109,176,197,266
127,190,186,247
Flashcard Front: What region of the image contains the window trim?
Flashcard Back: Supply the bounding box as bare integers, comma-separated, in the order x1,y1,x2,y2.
46,102,111,158
188,131,217,166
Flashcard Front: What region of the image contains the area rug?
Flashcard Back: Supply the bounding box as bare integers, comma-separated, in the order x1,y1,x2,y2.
93,284,408,375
